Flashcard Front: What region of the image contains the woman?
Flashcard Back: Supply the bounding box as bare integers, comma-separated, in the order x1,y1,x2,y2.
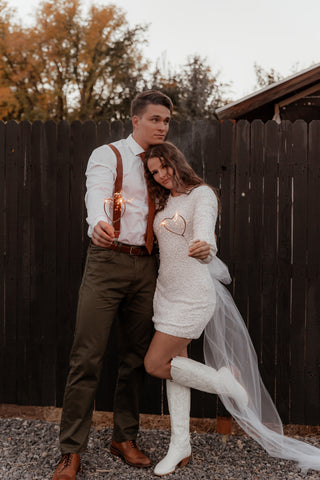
143,142,320,476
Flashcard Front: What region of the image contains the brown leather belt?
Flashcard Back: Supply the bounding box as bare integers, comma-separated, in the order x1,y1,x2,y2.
106,241,149,256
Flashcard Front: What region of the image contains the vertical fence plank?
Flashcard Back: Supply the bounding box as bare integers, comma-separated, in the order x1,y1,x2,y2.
261,121,279,400
190,120,206,178
290,120,308,423
276,121,293,422
203,120,220,188
215,120,236,423
29,121,43,405
166,119,180,147
69,120,87,311
233,121,250,322
0,121,5,399
219,120,235,268
16,121,32,405
110,120,123,143
305,121,320,425
204,119,229,422
248,121,264,361
41,121,58,405
69,119,90,282
178,120,192,166
97,120,110,148
55,121,72,406
124,119,132,139
4,121,20,403
69,120,86,297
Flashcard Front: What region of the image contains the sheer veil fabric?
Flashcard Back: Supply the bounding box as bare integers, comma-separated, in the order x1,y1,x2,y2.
204,257,320,472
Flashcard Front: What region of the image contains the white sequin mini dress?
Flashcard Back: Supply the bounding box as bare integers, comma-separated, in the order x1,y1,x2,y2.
152,185,218,339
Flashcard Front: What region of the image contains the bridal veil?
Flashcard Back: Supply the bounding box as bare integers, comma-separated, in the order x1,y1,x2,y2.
204,257,320,472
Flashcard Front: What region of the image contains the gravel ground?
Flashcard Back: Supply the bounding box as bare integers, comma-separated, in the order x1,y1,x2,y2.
1,418,320,480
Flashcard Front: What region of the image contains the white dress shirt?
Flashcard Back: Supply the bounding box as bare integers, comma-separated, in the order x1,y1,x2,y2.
85,135,149,246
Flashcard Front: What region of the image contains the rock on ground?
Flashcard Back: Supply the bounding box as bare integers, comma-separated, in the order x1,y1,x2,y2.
1,417,320,480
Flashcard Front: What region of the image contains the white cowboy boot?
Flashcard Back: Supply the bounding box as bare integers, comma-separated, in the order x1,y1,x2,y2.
171,357,248,410
154,379,191,476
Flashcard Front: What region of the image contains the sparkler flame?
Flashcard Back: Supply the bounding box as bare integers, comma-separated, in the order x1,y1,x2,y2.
104,191,127,224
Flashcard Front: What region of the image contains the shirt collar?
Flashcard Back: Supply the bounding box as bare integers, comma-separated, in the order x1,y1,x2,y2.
126,134,145,157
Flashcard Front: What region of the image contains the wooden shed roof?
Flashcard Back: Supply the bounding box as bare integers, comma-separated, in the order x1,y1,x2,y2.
216,63,320,120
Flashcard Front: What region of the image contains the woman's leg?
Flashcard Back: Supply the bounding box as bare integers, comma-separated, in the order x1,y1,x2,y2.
154,380,191,476
144,331,190,379
144,332,192,476
145,331,248,475
144,332,248,411
170,357,248,410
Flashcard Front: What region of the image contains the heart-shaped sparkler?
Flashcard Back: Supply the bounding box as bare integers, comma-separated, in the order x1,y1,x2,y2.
160,212,186,238
104,192,126,225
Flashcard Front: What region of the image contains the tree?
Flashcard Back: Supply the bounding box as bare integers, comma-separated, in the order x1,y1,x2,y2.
254,62,283,89
178,55,229,119
0,2,231,122
0,0,147,121
0,0,40,120
150,55,230,120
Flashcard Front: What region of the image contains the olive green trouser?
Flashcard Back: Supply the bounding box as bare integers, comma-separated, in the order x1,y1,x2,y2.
59,243,157,454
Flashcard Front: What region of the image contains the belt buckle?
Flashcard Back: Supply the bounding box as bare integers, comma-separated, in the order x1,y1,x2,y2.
129,246,136,255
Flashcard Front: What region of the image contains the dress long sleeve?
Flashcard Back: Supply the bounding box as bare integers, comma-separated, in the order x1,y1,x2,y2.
190,186,218,264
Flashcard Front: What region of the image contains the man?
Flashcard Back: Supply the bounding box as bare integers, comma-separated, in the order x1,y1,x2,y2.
52,90,173,480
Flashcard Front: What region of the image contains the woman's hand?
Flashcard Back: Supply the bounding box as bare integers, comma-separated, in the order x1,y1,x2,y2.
91,221,115,247
188,239,211,260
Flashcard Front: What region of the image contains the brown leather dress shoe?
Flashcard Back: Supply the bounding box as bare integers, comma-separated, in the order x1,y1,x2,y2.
110,440,151,467
52,453,80,480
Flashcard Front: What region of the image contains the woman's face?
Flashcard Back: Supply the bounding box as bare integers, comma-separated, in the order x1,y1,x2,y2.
147,156,175,193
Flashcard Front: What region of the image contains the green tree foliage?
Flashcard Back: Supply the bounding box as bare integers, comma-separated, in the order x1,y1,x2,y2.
178,55,229,119
151,55,229,120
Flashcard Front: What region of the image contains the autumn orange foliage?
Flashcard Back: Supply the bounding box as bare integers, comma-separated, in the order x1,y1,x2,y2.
0,0,147,121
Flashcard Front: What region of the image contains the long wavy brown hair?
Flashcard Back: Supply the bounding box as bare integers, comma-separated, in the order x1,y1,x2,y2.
144,142,219,212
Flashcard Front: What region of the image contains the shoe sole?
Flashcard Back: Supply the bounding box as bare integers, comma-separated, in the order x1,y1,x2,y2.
154,455,191,476
110,446,151,468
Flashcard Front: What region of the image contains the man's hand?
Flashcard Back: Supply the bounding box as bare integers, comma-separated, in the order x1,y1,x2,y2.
188,240,211,260
91,221,115,247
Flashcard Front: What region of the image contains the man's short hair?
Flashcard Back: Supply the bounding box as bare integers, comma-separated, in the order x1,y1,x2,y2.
131,90,173,117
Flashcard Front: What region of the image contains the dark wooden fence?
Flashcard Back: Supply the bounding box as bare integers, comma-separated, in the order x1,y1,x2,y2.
1,119,319,425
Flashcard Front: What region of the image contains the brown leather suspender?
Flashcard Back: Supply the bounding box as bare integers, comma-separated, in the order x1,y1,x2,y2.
108,144,123,238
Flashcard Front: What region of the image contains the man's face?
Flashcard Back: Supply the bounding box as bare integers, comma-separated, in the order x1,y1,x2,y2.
132,103,171,150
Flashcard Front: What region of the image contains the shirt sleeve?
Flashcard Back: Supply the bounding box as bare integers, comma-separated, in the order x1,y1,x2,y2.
191,186,218,264
85,145,117,237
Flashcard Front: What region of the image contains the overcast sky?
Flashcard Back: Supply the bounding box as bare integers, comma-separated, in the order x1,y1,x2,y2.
6,0,320,100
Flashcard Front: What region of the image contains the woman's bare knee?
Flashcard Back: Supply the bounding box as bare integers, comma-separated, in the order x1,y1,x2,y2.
144,356,161,377
144,332,190,378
